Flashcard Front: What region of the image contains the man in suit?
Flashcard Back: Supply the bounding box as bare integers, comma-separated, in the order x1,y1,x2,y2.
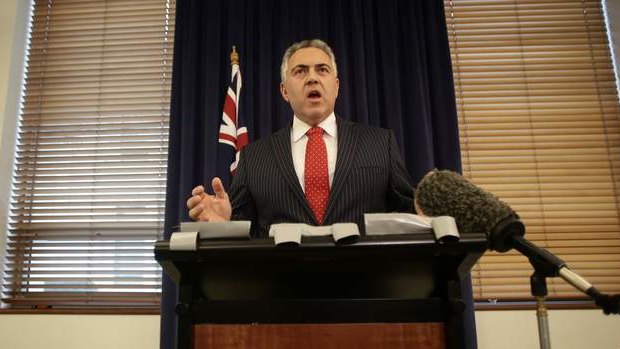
187,39,414,238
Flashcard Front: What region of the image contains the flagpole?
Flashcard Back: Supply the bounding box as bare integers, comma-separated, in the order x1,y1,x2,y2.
230,45,239,66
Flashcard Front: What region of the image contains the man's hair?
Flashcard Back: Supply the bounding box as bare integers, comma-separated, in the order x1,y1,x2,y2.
280,39,338,82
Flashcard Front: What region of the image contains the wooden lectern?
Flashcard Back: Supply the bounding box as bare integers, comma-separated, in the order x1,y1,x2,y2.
155,233,487,349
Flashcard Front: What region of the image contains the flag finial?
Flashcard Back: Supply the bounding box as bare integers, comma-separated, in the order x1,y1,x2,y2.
230,46,239,65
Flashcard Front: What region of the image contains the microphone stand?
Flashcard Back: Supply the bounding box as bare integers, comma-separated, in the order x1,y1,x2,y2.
508,234,620,349
513,236,558,349
530,273,551,349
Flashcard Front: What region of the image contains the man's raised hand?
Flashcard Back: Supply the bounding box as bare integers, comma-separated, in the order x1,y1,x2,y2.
186,177,232,221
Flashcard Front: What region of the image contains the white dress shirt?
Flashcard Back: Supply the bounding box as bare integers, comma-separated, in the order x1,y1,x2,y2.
291,113,338,192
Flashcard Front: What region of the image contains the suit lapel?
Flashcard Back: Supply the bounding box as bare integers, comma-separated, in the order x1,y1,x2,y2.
269,127,316,221
324,118,358,223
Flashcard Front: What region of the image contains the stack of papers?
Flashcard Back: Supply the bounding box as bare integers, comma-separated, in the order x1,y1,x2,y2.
364,213,459,242
169,221,251,251
269,223,360,245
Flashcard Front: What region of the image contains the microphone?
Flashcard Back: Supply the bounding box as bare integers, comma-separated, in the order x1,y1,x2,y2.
414,169,523,252
414,169,620,315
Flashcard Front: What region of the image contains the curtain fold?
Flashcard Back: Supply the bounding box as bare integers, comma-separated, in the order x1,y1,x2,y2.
162,0,470,348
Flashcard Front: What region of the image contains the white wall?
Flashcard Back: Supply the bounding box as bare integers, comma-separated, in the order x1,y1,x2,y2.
0,314,160,349
0,0,25,158
0,0,17,134
0,1,619,348
0,0,25,302
604,0,620,96
0,310,619,349
476,309,620,349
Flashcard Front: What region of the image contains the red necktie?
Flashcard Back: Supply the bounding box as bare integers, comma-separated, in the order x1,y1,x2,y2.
304,127,330,224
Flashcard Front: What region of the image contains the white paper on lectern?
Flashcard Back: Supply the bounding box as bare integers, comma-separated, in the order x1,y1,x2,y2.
301,225,332,237
268,223,358,245
431,216,460,241
364,213,432,235
169,231,199,250
331,223,360,241
269,223,303,245
180,221,251,239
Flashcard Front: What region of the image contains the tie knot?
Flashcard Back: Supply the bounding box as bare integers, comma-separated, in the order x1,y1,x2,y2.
307,127,324,138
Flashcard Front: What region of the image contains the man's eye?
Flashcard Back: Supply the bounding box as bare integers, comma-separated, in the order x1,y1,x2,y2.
293,68,306,76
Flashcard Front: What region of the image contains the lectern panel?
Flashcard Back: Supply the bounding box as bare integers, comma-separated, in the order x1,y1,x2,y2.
199,257,436,300
193,323,445,349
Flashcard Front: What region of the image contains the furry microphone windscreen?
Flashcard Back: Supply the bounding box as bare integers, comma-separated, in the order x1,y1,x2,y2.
414,169,516,237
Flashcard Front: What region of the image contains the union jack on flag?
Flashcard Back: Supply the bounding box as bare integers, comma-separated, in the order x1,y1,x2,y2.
218,46,248,176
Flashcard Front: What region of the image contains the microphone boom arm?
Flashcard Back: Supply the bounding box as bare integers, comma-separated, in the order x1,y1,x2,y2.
508,233,620,315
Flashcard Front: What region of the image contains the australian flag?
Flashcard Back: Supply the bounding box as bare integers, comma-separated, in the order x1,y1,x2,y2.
217,46,249,188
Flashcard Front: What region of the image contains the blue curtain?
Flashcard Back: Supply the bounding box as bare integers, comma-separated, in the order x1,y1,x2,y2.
161,0,475,348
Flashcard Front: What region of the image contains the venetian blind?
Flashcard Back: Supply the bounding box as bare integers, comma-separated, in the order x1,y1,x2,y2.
2,0,175,309
445,0,620,300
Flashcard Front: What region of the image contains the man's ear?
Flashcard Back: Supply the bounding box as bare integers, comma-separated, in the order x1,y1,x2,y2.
280,82,289,102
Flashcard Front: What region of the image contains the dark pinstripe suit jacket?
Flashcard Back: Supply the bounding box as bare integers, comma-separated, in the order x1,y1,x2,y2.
229,117,414,238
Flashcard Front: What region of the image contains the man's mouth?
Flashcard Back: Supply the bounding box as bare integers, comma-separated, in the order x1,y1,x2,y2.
307,90,322,100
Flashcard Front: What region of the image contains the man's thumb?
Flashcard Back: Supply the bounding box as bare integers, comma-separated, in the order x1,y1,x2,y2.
211,177,227,198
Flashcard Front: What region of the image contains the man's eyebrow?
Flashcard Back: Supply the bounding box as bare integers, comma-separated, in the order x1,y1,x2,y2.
291,63,331,71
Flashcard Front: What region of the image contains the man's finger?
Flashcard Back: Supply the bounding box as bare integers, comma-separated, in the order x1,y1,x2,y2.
187,195,202,210
212,177,228,199
191,185,205,196
188,204,203,219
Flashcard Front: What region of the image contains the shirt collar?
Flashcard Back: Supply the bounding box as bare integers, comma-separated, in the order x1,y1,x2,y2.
292,112,337,143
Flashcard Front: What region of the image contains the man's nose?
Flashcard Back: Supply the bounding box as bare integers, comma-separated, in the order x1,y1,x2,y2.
305,69,319,84
306,75,319,85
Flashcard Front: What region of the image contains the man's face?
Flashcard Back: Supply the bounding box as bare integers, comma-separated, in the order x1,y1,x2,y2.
280,47,340,126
